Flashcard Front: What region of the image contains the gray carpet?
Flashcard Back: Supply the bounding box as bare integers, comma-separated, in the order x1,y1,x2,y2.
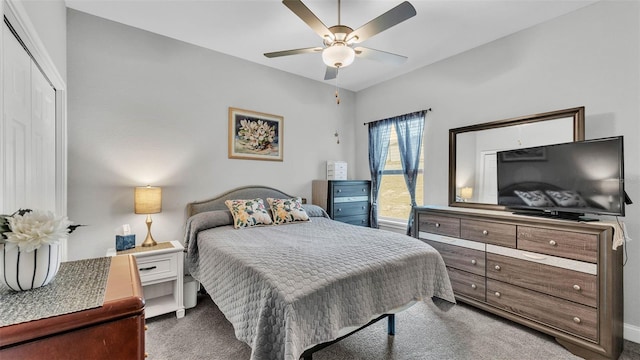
145,294,640,359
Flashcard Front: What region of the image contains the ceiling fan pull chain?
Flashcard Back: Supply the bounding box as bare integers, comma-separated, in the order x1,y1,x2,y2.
335,66,341,105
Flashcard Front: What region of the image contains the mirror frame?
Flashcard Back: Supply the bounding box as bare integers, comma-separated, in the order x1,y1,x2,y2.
448,107,585,210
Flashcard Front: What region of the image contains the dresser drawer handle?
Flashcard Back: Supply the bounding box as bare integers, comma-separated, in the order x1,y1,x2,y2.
361,188,366,192
337,189,342,193
434,223,441,228
494,265,501,271
573,317,581,324
361,206,365,210
361,219,366,223
145,352,149,358
471,284,477,289
337,208,342,212
139,266,157,271
471,259,477,265
494,292,501,298
573,284,581,291
522,253,546,261
482,230,489,236
549,240,557,246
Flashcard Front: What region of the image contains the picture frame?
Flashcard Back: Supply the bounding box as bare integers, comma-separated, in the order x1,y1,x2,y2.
228,107,283,161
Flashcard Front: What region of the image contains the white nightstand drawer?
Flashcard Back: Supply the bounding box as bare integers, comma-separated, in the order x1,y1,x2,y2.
137,254,178,283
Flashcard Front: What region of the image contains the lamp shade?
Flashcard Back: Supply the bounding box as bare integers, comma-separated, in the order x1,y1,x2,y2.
134,186,162,214
322,44,355,68
460,187,473,200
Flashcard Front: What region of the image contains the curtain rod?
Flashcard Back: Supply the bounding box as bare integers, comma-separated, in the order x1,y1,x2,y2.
363,108,432,126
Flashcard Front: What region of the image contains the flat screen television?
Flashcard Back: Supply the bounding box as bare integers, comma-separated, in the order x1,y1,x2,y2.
496,136,626,221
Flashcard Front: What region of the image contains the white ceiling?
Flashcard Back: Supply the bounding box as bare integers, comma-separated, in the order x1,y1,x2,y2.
65,0,599,92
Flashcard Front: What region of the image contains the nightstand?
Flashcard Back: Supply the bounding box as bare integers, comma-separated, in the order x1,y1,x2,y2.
107,240,185,319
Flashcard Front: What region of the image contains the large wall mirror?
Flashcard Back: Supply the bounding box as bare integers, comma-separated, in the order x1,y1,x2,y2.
449,107,585,210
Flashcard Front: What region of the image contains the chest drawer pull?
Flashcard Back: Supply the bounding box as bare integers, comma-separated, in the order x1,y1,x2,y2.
573,284,582,291
522,253,546,261
494,265,501,271
434,223,441,228
337,208,342,212
139,266,157,271
549,240,557,246
471,284,477,289
494,291,501,298
573,317,581,324
471,259,477,265
337,189,342,193
482,230,489,236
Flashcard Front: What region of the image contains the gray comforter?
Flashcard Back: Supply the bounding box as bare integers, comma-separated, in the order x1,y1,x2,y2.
184,209,455,360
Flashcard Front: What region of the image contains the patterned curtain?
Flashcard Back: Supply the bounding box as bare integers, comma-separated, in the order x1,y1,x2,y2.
368,119,393,228
394,111,427,235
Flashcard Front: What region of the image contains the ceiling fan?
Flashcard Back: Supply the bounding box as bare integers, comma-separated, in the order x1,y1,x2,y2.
264,0,417,81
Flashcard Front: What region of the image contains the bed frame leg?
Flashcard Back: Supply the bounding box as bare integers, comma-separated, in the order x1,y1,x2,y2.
387,314,395,336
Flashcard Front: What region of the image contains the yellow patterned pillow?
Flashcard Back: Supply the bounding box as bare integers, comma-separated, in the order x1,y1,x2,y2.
224,199,273,229
267,198,310,225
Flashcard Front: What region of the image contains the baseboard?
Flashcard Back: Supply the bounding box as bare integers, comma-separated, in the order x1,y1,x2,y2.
625,322,640,343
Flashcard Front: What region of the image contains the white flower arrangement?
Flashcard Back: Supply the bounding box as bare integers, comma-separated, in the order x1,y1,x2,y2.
0,209,82,253
237,118,276,151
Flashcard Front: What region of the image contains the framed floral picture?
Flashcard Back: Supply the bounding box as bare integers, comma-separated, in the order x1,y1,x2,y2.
228,107,283,161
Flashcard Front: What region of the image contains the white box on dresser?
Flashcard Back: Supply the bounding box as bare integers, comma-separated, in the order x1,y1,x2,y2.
413,206,623,360
107,240,185,319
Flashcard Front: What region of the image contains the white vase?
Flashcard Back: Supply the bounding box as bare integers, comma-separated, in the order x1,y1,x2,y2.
1,243,61,291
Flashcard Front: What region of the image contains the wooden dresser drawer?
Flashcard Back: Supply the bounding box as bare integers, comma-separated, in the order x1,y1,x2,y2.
423,239,484,276
418,214,460,238
334,214,369,227
486,279,598,341
486,253,597,307
517,226,597,263
461,219,516,248
333,201,369,217
447,267,486,302
333,183,370,198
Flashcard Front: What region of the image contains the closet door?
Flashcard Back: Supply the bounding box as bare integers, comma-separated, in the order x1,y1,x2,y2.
2,22,56,212
30,62,56,211
2,22,31,211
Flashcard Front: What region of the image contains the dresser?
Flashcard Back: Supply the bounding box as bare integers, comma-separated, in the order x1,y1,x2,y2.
413,206,623,360
0,255,146,359
312,180,371,227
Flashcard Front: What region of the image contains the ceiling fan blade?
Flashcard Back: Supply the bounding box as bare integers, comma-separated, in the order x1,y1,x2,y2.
264,47,322,58
283,0,334,41
347,1,416,43
324,67,338,80
354,47,407,65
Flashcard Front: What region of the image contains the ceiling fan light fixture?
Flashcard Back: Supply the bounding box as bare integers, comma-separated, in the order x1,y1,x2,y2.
322,44,355,68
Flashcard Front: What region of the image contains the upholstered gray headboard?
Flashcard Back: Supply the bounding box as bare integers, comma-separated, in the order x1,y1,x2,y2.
186,185,296,217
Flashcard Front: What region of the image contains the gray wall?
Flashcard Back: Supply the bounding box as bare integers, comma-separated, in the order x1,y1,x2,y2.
21,0,67,81
354,1,640,340
66,9,357,260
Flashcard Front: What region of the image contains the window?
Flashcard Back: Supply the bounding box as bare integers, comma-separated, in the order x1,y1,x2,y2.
378,126,424,221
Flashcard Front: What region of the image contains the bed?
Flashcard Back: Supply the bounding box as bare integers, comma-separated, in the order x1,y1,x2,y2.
184,186,455,360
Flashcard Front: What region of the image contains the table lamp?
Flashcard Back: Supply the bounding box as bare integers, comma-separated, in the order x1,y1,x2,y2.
460,187,473,202
134,185,162,247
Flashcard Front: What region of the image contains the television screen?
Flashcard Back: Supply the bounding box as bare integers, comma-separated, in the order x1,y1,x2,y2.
497,136,625,219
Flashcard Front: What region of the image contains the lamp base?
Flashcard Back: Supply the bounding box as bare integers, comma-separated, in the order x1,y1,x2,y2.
141,214,157,247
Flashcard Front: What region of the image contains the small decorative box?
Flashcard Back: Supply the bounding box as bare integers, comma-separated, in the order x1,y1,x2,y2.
116,234,136,251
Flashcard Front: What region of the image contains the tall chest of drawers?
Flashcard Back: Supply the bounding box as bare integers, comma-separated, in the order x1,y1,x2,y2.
312,180,371,227
413,206,623,360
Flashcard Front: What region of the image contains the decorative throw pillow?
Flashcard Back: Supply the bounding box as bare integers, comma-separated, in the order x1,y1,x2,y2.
545,190,588,207
224,199,273,229
514,190,555,207
267,197,310,225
